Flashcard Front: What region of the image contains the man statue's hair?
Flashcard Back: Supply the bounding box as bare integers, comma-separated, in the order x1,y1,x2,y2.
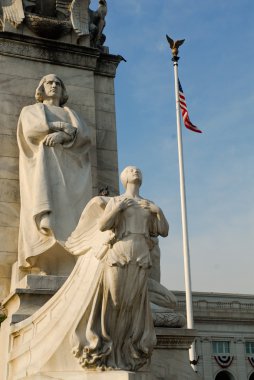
35,74,69,106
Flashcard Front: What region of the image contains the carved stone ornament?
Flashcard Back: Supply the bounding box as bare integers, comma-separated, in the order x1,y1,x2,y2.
152,309,186,328
0,0,107,47
148,278,186,328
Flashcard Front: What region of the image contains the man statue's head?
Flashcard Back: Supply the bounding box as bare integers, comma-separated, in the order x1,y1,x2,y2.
35,74,69,106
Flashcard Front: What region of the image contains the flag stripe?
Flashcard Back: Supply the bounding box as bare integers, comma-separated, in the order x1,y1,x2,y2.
178,79,202,133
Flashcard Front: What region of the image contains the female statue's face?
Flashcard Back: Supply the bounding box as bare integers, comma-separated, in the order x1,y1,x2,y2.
126,167,142,184
43,75,62,101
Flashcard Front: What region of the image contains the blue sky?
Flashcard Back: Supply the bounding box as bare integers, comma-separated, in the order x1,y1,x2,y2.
102,0,254,294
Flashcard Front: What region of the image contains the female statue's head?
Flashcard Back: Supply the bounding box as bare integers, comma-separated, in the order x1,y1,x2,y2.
35,74,68,106
120,166,142,189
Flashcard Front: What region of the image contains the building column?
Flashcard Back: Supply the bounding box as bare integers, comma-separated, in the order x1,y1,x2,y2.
200,337,214,380
234,338,247,379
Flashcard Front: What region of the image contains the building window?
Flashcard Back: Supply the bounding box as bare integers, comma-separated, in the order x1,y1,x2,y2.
212,341,230,354
215,371,235,380
246,342,254,355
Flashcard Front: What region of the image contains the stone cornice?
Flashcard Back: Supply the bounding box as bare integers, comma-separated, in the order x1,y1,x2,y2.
174,291,254,320
155,328,197,350
0,32,121,77
95,53,122,77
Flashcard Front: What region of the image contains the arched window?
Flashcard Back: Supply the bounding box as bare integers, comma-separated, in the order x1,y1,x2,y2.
249,373,254,380
215,370,235,380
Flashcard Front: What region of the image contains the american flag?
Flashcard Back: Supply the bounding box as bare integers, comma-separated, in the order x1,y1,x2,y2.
178,80,202,133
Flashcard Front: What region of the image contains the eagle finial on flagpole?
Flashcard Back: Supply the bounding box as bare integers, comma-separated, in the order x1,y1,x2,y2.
166,35,185,60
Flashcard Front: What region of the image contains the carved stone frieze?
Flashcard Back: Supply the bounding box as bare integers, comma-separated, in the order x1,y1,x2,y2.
0,0,108,48
0,33,121,76
25,13,72,39
156,328,197,350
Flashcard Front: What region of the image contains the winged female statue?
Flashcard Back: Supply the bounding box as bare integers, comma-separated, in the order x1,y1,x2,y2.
65,166,169,370
5,168,184,376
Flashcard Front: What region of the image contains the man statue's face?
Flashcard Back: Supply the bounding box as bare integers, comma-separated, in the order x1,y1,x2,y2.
43,75,62,102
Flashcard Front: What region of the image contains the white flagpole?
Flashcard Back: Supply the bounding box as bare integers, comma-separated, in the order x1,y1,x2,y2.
166,36,197,371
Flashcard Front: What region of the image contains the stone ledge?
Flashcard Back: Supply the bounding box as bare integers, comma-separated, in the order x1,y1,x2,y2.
155,328,197,350
18,274,67,291
21,371,153,380
2,287,57,324
0,32,121,76
0,305,7,324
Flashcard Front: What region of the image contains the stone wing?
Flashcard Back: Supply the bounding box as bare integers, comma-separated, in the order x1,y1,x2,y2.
56,0,71,18
70,0,89,36
1,0,24,27
65,196,114,259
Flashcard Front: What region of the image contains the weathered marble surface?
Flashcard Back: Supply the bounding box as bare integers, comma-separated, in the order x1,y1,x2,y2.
0,33,121,300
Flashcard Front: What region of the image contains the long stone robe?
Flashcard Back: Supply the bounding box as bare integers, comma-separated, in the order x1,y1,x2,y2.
17,103,92,271
71,196,169,370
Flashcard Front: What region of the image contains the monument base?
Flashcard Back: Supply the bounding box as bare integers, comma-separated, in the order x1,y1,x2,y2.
0,274,202,380
19,371,152,380
152,328,201,380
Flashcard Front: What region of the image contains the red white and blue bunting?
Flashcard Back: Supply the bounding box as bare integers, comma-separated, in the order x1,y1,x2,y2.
214,355,234,368
248,357,254,368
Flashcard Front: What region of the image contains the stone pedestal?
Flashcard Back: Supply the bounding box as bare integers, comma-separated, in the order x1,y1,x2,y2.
0,32,121,300
152,329,202,379
2,275,67,323
0,274,201,380
19,371,153,380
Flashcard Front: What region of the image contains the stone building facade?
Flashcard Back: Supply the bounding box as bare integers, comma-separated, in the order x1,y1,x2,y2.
175,291,254,380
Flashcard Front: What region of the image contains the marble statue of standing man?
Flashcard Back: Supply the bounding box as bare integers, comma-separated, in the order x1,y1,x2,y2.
17,74,92,275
